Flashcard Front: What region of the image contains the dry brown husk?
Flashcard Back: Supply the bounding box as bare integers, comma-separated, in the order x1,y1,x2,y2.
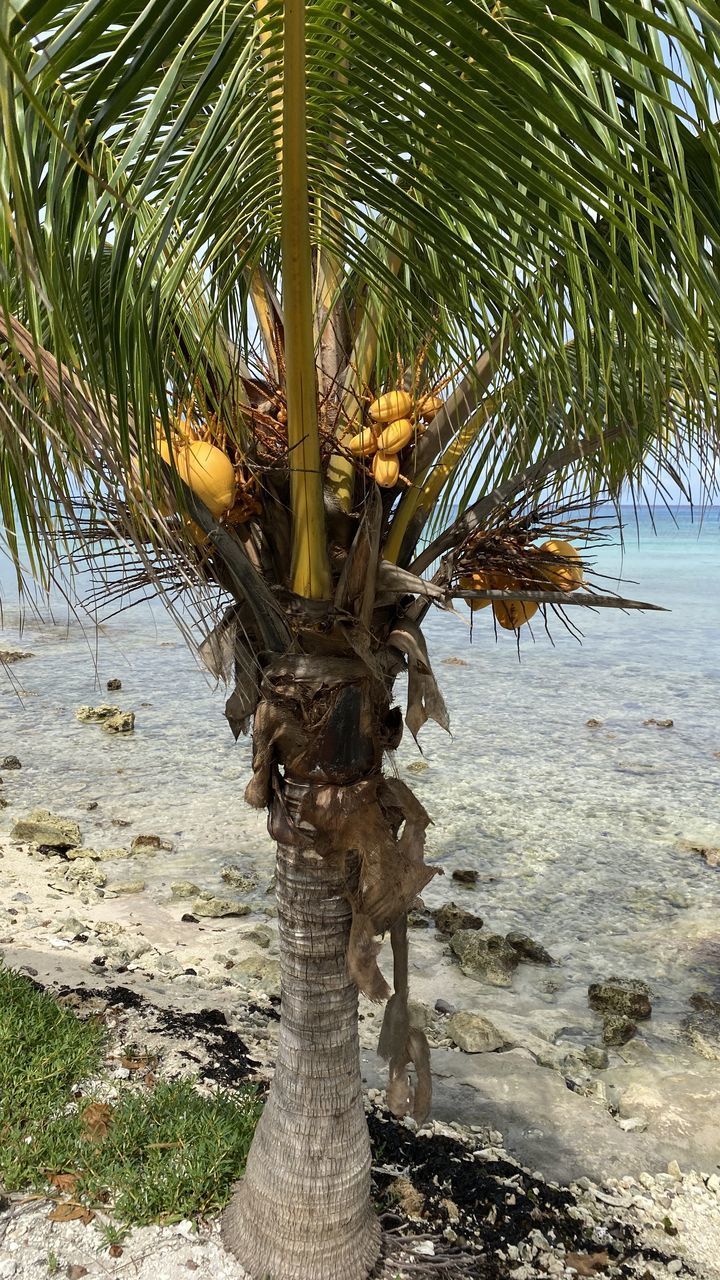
243,653,441,1125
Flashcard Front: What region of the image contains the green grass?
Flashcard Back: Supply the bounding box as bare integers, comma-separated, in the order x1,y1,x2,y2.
0,966,261,1225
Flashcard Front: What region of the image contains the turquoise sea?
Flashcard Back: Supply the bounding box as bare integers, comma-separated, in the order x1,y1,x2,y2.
1,506,719,1052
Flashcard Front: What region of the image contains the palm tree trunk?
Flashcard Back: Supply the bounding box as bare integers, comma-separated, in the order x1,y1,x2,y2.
222,776,381,1280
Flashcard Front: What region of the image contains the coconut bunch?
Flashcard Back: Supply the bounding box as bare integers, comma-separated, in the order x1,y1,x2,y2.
457,531,585,632
345,388,443,488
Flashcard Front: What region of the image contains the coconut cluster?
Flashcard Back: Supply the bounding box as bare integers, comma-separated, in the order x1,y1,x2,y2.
346,389,443,488
460,539,584,631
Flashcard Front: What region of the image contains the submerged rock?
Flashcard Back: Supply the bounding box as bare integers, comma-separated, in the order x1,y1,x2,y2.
506,930,554,965
681,992,720,1061
447,1011,507,1053
450,931,519,986
11,808,81,851
103,711,135,734
76,703,120,723
434,902,484,936
0,649,34,664
588,977,652,1020
191,894,251,919
602,1015,638,1047
106,678,122,691
408,907,434,929
676,839,720,869
1,756,22,770
643,717,674,729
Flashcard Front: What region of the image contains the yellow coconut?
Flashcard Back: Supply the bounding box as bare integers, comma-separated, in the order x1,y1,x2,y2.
347,426,378,457
416,393,444,422
372,450,400,488
177,440,237,517
493,598,539,630
539,539,583,592
368,389,413,423
459,569,503,611
376,418,414,455
154,422,176,466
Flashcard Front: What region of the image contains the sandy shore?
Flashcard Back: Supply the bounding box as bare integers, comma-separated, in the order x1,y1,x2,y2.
1,821,720,1279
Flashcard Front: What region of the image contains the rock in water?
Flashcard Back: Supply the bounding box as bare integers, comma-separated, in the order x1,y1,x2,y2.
602,1014,638,1046
11,809,81,851
220,866,258,891
106,678,122,690
450,931,519,986
434,902,484,936
451,868,478,886
1,756,21,770
506,930,554,965
681,992,720,1061
588,977,652,1020
0,649,34,664
447,1011,508,1053
170,881,201,899
103,711,135,734
131,834,174,853
76,704,120,723
191,894,251,919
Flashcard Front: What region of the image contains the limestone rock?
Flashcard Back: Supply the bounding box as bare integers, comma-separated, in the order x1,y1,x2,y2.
447,1011,507,1053
65,846,129,862
242,925,273,949
11,809,81,851
435,902,483,936
76,704,120,723
602,1014,638,1046
65,862,107,888
0,649,33,664
450,930,519,986
682,992,720,1061
107,879,145,896
233,954,281,995
506,930,554,965
584,1045,610,1070
102,711,135,733
220,866,258,891
131,834,174,854
676,839,720,869
191,894,251,919
588,977,652,1020
170,881,201,899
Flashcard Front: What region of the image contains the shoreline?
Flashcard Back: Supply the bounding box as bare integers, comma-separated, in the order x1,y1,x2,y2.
1,823,720,1278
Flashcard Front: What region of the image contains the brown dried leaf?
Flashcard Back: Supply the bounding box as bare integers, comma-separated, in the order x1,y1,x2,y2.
120,1055,151,1071
48,1203,95,1224
347,912,390,1002
81,1102,112,1142
49,1173,79,1195
565,1252,610,1276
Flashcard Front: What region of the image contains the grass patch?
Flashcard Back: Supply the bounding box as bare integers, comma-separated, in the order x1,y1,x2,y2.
0,966,261,1225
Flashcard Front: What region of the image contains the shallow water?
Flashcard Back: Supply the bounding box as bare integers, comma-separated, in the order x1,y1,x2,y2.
1,506,719,1053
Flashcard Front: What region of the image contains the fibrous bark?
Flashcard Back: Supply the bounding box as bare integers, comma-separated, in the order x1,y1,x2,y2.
222,781,381,1280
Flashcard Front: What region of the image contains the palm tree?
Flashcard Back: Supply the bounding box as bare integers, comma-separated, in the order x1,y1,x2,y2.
2,2,720,1277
